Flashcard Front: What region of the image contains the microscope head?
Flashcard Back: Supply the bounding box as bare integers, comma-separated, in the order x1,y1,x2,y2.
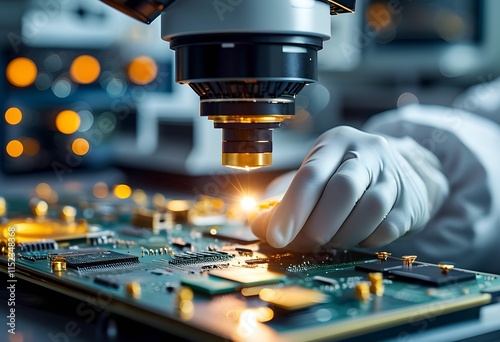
101,0,355,170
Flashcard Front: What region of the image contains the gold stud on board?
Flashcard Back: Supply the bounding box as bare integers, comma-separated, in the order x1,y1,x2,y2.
51,256,67,271
368,272,384,296
126,282,141,299
375,252,391,261
402,255,417,267
354,282,371,301
438,264,455,274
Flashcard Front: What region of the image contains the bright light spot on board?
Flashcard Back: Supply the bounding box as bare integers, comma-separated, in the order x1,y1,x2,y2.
240,196,257,211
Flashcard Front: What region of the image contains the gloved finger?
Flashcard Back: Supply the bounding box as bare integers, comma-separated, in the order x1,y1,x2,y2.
263,171,296,199
265,145,347,248
327,176,398,248
358,207,410,247
250,205,279,241
360,165,429,248
296,157,372,248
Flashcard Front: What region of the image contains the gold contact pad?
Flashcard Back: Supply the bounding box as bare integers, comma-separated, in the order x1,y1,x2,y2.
209,268,286,286
259,286,330,311
1,218,87,243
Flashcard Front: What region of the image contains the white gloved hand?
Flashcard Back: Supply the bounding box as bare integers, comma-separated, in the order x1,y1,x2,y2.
251,126,449,251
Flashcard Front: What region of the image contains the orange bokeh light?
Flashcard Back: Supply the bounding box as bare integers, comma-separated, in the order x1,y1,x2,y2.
5,107,22,125
71,138,90,156
55,110,80,134
114,184,132,199
127,56,158,85
6,57,37,87
93,182,109,199
6,140,23,158
70,55,101,84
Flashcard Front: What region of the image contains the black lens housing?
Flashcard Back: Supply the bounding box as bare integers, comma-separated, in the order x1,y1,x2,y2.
170,34,322,160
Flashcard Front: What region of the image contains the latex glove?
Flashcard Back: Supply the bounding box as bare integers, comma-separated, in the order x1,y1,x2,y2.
251,126,449,251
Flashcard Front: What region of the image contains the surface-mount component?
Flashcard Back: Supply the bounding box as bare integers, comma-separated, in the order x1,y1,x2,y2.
50,249,139,272
245,253,293,265
259,286,330,311
126,281,142,299
209,267,286,286
51,256,67,271
180,275,240,295
368,272,384,296
402,255,418,266
390,265,476,286
354,281,371,301
175,286,195,319
169,250,233,266
18,251,50,261
375,251,392,261
438,263,455,274
131,207,173,231
19,240,58,252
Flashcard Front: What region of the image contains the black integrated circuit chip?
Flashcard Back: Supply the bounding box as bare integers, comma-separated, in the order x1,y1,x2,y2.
52,249,139,272
169,250,233,266
389,266,476,286
356,260,476,286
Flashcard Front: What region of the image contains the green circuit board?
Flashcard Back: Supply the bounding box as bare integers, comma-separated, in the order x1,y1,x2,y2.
1,193,499,342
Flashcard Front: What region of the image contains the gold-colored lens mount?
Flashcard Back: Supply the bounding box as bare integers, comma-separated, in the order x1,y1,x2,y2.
222,153,272,171
208,115,292,124
208,112,291,171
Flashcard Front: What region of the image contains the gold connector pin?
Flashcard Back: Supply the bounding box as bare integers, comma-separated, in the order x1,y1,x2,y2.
354,282,371,301
402,255,417,267
375,251,391,261
438,264,455,274
51,256,67,272
368,272,384,296
126,282,141,299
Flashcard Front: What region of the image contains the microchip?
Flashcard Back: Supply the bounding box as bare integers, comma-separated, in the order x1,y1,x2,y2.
169,251,233,266
181,275,240,295
209,268,286,286
259,286,330,311
52,249,139,272
19,240,58,252
19,251,49,261
389,266,476,286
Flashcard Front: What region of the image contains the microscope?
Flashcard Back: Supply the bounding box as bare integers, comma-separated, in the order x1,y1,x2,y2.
100,0,355,170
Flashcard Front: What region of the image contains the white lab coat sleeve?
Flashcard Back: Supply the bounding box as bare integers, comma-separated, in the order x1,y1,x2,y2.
362,104,500,274
453,77,500,126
